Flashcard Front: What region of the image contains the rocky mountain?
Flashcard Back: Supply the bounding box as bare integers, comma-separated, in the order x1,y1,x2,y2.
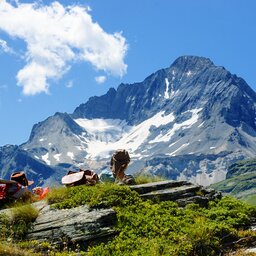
1,55,256,186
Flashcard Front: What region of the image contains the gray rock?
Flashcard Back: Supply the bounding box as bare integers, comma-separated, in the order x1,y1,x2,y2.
130,180,221,206
26,202,117,247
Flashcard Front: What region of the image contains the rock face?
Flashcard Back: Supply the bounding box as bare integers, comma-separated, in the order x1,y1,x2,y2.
130,180,221,207
26,201,117,248
1,55,256,186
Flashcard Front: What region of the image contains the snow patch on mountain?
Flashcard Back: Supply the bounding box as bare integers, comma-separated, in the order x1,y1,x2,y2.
67,152,74,160
164,78,170,99
54,153,61,162
150,108,202,144
169,143,189,156
42,153,51,165
74,111,177,159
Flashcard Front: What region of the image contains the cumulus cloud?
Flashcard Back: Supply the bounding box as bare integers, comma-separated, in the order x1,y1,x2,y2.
0,1,128,95
95,75,107,84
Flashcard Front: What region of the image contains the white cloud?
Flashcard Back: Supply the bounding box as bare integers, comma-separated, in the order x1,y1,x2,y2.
95,75,107,84
0,1,128,95
0,38,14,54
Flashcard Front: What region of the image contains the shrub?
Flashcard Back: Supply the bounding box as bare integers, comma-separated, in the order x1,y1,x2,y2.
48,183,142,209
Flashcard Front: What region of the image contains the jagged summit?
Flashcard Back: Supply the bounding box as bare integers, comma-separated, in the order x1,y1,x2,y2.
171,55,214,70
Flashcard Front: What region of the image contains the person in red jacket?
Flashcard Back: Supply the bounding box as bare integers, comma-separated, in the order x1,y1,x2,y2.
0,171,34,206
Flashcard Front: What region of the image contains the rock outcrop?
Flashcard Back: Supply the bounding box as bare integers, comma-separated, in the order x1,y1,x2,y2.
26,201,117,248
130,180,221,207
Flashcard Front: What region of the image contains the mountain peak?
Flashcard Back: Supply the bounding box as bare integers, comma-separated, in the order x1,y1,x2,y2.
171,56,214,71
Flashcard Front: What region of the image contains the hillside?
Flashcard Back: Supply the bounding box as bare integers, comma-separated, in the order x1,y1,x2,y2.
211,158,256,205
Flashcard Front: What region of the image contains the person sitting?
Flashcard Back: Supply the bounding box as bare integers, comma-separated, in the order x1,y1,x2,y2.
10,171,34,201
61,169,99,187
110,149,136,185
0,171,34,205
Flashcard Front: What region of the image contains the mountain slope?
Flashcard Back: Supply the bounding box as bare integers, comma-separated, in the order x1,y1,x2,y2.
210,158,256,205
1,55,256,186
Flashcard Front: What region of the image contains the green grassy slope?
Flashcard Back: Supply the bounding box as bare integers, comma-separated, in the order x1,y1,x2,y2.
211,158,256,205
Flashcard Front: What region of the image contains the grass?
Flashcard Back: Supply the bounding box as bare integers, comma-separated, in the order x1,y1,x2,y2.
133,173,166,184
210,172,256,205
0,203,39,240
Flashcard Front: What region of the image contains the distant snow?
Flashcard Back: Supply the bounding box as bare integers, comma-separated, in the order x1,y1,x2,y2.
75,118,130,138
67,152,74,160
198,121,204,128
210,147,216,149
150,108,202,143
75,111,175,159
42,153,51,165
164,78,170,99
164,78,176,99
54,153,62,162
186,70,192,76
74,108,201,160
39,138,45,142
169,143,189,156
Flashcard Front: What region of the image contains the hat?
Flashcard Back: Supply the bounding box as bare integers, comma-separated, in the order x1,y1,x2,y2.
11,171,34,186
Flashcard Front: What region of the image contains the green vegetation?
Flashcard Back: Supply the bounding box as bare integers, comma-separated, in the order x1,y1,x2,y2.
227,158,256,178
211,158,256,205
1,183,256,255
46,184,256,255
0,203,38,239
134,173,166,184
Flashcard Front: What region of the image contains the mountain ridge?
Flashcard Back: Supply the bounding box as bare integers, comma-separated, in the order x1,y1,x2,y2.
1,55,256,187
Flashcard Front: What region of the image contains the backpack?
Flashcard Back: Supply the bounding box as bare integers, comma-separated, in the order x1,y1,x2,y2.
61,169,99,187
0,180,22,203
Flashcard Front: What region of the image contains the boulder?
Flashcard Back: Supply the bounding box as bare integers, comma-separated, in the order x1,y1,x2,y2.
26,201,117,248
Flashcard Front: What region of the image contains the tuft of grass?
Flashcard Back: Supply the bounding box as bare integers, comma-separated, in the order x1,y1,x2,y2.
0,204,39,240
134,174,166,184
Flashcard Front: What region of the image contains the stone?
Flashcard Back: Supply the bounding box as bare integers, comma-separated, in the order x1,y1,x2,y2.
26,201,117,248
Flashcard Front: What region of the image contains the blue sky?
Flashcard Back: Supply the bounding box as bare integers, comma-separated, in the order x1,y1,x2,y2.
0,0,256,146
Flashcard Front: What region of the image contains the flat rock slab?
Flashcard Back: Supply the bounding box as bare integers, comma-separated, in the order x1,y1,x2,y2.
130,180,191,194
139,184,201,201
130,180,221,206
26,202,117,246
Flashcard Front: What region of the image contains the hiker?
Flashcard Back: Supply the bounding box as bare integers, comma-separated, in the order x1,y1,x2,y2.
61,169,99,187
109,149,135,185
0,171,34,205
